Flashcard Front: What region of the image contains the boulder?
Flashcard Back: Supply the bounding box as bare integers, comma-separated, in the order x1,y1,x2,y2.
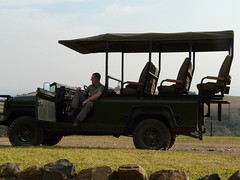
76,167,93,180
0,163,23,178
118,164,148,180
76,166,116,180
17,165,43,180
150,170,189,180
229,170,240,180
0,177,17,180
197,173,221,180
42,159,76,180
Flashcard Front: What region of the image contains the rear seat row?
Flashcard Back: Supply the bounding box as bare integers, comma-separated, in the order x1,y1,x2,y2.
121,55,233,97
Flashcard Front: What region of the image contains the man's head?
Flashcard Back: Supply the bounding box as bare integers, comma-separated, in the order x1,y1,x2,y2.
91,72,101,85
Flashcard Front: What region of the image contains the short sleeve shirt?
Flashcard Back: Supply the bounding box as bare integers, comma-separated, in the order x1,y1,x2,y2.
86,83,104,97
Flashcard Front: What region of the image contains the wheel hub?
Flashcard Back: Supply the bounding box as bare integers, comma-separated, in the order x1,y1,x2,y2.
17,125,34,142
143,128,160,147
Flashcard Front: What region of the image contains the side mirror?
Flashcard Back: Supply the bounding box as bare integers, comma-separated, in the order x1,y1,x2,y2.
43,82,51,91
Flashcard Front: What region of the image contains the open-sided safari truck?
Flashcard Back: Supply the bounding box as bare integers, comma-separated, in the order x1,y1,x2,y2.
0,30,234,150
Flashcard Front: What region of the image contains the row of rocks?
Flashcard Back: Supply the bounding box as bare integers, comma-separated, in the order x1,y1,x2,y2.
0,159,239,180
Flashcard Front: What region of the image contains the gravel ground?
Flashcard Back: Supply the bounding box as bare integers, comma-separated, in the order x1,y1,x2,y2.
1,136,239,155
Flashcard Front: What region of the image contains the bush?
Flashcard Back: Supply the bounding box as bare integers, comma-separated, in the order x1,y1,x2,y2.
0,126,7,137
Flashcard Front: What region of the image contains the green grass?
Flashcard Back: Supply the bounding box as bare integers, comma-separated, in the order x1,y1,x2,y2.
0,136,239,179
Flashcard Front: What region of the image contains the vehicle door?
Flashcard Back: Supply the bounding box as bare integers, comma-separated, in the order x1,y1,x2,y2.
36,88,56,123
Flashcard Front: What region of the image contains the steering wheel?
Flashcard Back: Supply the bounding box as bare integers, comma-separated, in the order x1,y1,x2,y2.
83,85,88,90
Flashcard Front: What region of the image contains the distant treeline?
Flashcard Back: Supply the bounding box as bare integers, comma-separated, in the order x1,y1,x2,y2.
204,106,240,137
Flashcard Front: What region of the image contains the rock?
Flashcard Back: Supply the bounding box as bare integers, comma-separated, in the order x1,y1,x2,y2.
197,173,221,180
0,163,23,178
229,170,240,180
76,166,117,180
42,159,76,180
150,170,189,180
0,177,17,180
77,167,93,180
118,164,148,180
92,166,117,180
17,165,43,180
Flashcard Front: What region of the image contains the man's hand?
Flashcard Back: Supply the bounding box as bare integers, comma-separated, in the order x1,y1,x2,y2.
82,91,102,106
82,100,88,106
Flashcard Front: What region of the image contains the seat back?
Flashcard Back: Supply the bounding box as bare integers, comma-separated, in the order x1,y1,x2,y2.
138,62,155,83
150,67,159,94
176,57,193,94
122,61,159,95
197,55,233,97
158,57,192,95
139,61,159,94
185,62,193,91
216,55,233,88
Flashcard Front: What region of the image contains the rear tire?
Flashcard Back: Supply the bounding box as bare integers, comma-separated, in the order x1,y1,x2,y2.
8,116,43,146
133,119,171,150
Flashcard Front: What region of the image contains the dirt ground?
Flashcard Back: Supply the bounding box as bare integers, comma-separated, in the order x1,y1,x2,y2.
1,136,240,155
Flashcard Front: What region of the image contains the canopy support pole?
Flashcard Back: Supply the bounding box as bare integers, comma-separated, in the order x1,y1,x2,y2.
121,52,124,89
105,41,109,90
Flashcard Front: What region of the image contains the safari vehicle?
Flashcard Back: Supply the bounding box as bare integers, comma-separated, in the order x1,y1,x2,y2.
0,30,234,150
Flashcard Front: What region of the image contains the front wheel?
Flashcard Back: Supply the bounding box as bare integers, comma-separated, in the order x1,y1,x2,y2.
133,119,171,150
8,116,44,146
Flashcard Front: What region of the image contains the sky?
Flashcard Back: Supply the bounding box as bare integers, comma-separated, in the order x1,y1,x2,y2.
0,0,240,96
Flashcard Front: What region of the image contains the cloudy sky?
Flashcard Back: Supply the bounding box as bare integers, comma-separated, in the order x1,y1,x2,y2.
0,0,240,95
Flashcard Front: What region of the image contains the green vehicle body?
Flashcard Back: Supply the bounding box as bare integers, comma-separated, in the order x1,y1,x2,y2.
34,84,198,134
0,30,234,150
0,93,198,132
0,95,35,125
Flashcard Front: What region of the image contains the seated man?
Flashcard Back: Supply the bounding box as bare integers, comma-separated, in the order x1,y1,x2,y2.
69,72,104,127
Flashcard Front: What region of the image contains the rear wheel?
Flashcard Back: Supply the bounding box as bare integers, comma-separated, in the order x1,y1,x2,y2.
133,119,171,150
41,133,63,146
8,116,43,146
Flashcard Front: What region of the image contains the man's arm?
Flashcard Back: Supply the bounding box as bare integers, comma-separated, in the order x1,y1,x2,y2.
82,91,102,105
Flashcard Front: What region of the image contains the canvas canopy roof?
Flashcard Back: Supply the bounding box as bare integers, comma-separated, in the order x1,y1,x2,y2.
58,30,233,54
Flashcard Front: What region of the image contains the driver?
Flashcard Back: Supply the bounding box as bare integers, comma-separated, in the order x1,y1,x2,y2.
69,72,104,127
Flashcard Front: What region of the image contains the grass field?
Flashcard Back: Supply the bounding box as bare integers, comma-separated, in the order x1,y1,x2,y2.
0,136,240,179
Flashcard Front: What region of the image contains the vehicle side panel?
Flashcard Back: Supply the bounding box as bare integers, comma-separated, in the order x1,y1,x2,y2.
93,95,199,132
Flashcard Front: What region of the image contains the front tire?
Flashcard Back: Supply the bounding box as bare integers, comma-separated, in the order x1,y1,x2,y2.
133,119,171,150
8,116,43,146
